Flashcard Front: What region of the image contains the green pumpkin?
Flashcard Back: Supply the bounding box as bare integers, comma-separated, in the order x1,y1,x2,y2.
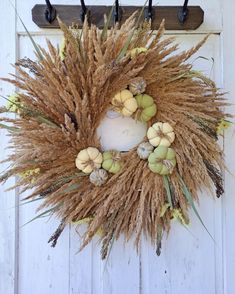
102,151,122,174
148,146,176,175
135,94,157,122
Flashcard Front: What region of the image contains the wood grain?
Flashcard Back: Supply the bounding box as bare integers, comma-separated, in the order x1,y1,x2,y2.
32,5,204,30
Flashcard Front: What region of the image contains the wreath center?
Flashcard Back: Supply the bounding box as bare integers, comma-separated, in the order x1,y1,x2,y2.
97,110,147,152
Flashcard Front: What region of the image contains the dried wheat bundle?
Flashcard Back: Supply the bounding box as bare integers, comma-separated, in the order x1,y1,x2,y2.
0,14,231,258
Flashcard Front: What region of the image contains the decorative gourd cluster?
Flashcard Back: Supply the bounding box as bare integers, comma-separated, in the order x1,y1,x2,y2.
75,73,162,186
76,147,122,186
111,85,157,121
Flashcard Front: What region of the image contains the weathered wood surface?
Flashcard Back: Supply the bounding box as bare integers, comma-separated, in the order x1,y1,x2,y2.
32,5,204,30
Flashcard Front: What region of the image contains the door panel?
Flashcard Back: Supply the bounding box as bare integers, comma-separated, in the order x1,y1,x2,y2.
2,1,235,294
17,30,223,294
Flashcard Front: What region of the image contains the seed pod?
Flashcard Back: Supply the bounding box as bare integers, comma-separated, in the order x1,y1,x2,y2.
89,169,108,186
137,142,154,159
129,78,146,95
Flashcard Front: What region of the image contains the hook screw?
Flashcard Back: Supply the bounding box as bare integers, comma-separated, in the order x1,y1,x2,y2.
178,0,189,23
80,0,90,23
144,0,153,22
45,0,56,23
113,0,121,24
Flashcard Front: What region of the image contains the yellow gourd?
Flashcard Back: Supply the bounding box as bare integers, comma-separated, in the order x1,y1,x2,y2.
112,90,138,117
147,122,175,147
75,147,103,174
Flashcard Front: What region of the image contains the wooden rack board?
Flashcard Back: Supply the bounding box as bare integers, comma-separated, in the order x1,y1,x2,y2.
32,5,204,30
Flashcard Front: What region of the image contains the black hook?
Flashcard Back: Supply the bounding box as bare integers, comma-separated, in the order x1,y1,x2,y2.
45,0,57,23
178,0,189,23
144,0,153,22
80,0,88,23
113,0,120,24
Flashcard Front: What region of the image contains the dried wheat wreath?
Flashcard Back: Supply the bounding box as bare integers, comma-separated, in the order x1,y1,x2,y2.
0,14,230,258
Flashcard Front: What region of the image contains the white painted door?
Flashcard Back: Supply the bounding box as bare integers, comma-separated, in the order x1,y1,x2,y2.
1,1,235,294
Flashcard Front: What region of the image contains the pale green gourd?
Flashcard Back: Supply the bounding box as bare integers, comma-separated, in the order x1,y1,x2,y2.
135,94,157,122
148,146,176,175
102,151,122,174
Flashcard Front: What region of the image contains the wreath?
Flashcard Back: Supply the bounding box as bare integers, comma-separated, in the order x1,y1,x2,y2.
0,13,230,258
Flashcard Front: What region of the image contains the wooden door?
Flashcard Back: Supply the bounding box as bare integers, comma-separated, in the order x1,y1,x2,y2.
1,1,235,293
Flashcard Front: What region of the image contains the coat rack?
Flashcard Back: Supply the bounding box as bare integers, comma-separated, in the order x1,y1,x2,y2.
32,0,204,30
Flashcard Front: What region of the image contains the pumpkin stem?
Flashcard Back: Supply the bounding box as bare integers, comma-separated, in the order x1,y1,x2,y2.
110,150,121,161
163,159,174,173
111,99,124,112
83,159,96,170
156,128,172,142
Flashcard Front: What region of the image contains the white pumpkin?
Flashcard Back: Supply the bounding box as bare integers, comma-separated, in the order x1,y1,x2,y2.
147,122,175,147
112,89,138,117
75,147,103,174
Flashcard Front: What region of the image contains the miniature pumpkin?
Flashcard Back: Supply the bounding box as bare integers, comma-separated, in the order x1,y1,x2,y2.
129,47,147,59
76,147,103,174
112,90,138,117
102,151,122,174
148,146,176,175
147,122,175,147
135,94,157,122
129,78,146,95
89,169,108,186
137,142,154,159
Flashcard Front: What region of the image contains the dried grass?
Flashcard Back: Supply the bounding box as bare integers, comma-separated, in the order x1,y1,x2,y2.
0,16,229,257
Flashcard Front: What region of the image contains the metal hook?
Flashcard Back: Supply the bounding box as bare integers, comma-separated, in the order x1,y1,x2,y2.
178,0,189,23
80,0,88,23
113,0,120,24
144,0,153,22
45,0,56,23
